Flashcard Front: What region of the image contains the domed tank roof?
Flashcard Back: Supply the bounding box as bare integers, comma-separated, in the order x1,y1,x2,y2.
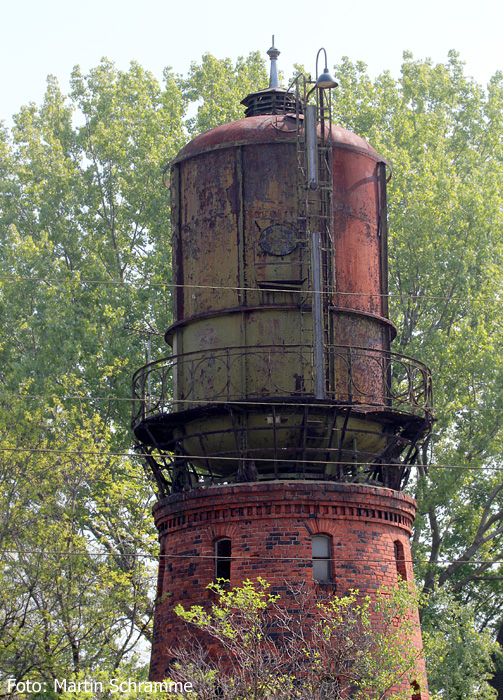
172,114,385,166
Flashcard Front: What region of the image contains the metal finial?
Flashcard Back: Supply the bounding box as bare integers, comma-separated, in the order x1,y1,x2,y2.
267,36,280,89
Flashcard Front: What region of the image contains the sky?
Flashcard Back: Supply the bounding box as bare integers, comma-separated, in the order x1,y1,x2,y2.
1,0,502,125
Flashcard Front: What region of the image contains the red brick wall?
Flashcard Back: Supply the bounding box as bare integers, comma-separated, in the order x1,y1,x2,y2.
149,481,429,698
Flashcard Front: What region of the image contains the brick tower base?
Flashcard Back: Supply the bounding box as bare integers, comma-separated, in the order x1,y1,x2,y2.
150,481,428,698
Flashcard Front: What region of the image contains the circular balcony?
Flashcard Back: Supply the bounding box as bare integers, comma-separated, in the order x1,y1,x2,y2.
131,345,433,495
132,344,432,428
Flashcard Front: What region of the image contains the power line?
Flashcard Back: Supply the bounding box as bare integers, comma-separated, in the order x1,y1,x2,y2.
0,393,137,402
0,549,499,566
3,392,503,415
0,445,500,472
0,274,497,304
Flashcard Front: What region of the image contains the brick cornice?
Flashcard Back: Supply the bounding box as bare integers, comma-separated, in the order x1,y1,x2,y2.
153,481,417,537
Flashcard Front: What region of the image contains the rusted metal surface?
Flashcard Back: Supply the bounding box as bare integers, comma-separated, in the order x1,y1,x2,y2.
173,115,382,165
331,146,387,316
169,117,393,395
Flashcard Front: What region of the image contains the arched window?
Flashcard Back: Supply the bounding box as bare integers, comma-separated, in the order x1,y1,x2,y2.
394,540,407,581
215,538,231,582
411,680,421,700
312,535,332,581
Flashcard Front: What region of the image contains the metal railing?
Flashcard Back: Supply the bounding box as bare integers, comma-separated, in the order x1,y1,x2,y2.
131,344,433,428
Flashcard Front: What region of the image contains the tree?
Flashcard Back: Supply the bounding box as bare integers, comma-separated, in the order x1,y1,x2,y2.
1,59,186,433
180,52,268,136
421,587,499,700
169,578,426,700
0,394,156,686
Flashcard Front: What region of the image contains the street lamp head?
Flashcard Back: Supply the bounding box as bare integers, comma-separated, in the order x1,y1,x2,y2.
316,67,338,89
315,48,338,89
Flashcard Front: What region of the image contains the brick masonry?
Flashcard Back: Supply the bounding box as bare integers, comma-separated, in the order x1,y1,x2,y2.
149,480,429,697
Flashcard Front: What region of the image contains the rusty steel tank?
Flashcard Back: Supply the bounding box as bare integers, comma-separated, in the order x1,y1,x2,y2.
132,61,433,494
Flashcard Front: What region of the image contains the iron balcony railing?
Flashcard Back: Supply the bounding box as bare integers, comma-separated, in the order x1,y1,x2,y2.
132,344,433,429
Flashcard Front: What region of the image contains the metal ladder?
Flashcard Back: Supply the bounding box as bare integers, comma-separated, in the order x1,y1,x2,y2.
294,76,335,400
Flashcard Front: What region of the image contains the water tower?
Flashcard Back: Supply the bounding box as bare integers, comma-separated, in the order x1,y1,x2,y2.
132,40,433,696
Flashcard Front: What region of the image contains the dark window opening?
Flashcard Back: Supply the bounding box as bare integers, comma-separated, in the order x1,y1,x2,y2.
411,680,421,700
394,540,407,580
215,538,231,582
312,535,331,582
156,546,165,600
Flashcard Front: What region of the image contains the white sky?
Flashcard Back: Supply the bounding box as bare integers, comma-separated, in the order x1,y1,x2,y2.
1,0,502,125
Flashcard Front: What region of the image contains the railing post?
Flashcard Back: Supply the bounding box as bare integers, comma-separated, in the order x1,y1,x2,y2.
385,352,393,408
347,346,353,403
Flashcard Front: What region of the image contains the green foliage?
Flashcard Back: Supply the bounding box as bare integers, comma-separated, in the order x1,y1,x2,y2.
1,59,186,434
0,395,157,684
422,586,500,699
172,578,425,700
180,52,268,136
